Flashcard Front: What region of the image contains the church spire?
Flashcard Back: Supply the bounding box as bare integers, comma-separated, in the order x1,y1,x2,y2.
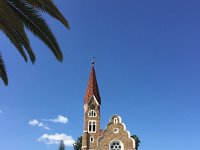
84,61,101,105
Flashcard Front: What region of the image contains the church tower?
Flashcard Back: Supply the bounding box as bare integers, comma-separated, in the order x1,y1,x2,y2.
82,62,101,150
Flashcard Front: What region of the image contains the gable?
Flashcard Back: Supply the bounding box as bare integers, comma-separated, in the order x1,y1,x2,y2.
88,95,100,107
97,115,135,150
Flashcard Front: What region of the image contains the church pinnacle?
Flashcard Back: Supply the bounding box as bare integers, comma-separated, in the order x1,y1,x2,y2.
84,61,101,105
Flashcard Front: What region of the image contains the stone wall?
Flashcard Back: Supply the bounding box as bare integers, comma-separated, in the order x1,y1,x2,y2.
97,115,135,150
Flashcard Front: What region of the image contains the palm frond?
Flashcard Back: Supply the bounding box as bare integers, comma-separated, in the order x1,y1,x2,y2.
0,0,69,85
0,24,28,62
131,135,140,150
7,0,63,61
0,54,8,85
26,0,69,29
0,0,35,62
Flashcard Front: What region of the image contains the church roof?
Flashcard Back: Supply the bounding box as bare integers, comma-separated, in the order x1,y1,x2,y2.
84,63,101,105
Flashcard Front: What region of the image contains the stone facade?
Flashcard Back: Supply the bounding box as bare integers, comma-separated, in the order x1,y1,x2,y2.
98,115,135,150
82,96,101,150
82,64,135,150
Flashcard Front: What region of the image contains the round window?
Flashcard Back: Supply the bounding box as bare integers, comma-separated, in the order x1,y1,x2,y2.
113,128,119,133
110,141,123,150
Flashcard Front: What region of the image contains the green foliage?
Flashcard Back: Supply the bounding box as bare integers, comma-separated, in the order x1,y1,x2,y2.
131,134,141,150
0,0,69,85
73,136,82,150
59,140,65,150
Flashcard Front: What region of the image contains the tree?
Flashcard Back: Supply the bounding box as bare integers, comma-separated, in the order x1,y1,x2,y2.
131,135,141,150
59,140,65,150
73,136,82,150
0,0,69,85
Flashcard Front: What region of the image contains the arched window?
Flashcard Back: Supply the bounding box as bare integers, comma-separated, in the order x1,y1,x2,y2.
88,110,97,117
89,121,92,132
110,141,124,150
114,118,118,124
90,136,94,143
88,120,96,133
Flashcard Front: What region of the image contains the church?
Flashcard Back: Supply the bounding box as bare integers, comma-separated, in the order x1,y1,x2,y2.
81,63,136,150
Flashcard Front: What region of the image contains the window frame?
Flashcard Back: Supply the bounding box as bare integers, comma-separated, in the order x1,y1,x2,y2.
88,110,97,117
90,136,94,143
114,118,118,124
109,140,124,150
88,120,96,133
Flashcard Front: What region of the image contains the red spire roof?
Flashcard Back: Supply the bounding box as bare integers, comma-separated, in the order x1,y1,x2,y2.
84,64,101,105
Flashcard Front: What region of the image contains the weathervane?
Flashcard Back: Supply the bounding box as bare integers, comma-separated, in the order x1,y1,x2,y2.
92,57,95,65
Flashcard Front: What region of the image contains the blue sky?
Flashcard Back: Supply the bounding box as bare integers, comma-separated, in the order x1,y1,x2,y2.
0,0,200,149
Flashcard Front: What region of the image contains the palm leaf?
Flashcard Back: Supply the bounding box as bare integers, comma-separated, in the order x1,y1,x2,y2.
0,54,8,85
7,0,63,61
26,0,69,29
131,135,140,150
0,0,35,62
0,0,68,85
0,24,28,62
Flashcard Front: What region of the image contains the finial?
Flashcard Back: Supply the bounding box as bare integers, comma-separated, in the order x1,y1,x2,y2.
92,57,95,66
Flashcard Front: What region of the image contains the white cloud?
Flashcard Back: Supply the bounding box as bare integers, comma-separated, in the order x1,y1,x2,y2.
45,115,68,124
38,133,75,146
29,119,39,126
29,119,50,130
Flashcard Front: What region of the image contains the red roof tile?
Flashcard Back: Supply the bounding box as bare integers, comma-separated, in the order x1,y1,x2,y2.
84,64,101,104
